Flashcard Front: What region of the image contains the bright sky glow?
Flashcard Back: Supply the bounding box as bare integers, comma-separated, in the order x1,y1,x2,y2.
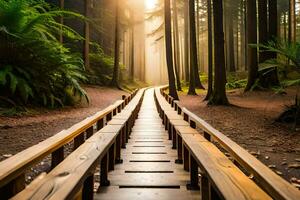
145,0,158,10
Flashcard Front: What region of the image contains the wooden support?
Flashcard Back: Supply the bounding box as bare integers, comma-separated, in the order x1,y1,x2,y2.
108,143,115,171
97,118,104,131
121,128,126,149
183,113,189,122
113,109,117,116
201,175,210,200
204,132,211,141
117,106,121,113
115,132,123,164
210,183,222,200
86,126,94,139
0,174,25,199
82,174,94,200
51,147,64,169
190,120,196,129
74,133,85,150
178,107,182,115
175,135,183,164
106,113,112,123
183,145,190,171
100,153,110,187
172,126,177,149
187,155,200,190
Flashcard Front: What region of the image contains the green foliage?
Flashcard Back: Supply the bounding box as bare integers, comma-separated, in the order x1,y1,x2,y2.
0,0,88,108
226,79,247,90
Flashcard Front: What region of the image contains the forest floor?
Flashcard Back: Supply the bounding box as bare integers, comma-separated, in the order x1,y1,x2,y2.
0,85,128,161
178,87,300,187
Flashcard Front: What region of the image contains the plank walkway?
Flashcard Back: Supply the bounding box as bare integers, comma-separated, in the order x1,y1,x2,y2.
95,89,200,199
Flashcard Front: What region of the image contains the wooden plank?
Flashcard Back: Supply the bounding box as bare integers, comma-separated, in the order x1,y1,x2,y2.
182,108,300,200
12,131,117,200
182,133,271,200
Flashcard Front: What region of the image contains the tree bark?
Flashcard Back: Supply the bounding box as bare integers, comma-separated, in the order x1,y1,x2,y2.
172,0,182,91
289,0,296,43
204,0,213,100
209,0,229,105
245,0,258,91
228,14,236,72
188,0,204,95
268,0,278,59
165,0,179,100
258,0,268,63
184,0,190,82
111,0,120,88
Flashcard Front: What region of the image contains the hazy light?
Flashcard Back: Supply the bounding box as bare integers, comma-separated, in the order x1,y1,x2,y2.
145,0,158,10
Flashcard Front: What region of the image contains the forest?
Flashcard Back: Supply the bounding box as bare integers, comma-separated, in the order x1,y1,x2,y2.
0,0,300,198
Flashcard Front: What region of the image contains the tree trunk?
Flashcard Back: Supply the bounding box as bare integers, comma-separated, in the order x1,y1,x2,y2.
258,0,268,63
204,0,213,100
165,0,179,100
228,14,236,72
111,0,120,88
268,0,278,59
289,0,296,43
209,0,229,105
188,0,204,94
84,0,90,71
172,0,182,91
130,9,135,80
184,0,190,82
245,0,258,91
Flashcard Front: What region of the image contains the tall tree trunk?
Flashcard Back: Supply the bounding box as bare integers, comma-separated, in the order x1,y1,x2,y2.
184,0,190,82
205,0,213,100
258,0,268,63
245,0,258,91
284,12,287,42
84,0,90,70
289,0,296,43
228,15,236,72
165,0,179,100
189,0,205,93
209,0,229,105
172,0,182,91
268,0,278,59
111,0,120,88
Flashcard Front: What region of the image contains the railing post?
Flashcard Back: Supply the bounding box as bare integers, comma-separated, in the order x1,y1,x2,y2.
51,147,64,169
82,174,94,200
201,175,210,200
100,153,110,186
108,143,115,171
175,135,183,164
183,145,190,171
187,155,200,190
204,132,211,141
97,118,104,131
74,133,85,150
172,126,177,149
210,183,222,200
0,174,25,199
115,131,123,164
86,126,94,139
121,128,126,149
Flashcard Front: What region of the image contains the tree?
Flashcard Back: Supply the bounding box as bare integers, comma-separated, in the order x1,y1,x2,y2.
268,0,278,59
188,0,204,95
258,0,268,63
204,0,213,100
165,0,179,100
172,0,182,91
184,0,190,82
245,0,258,91
209,0,229,105
111,0,121,88
288,0,296,43
84,0,90,71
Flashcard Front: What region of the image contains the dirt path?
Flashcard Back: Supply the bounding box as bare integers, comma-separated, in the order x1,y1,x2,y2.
178,88,300,187
0,86,128,161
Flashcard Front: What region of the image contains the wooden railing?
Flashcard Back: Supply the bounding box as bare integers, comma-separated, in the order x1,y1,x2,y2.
155,86,300,200
0,89,140,199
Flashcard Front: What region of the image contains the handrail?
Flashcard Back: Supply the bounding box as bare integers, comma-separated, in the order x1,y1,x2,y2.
11,88,146,200
158,86,300,200
0,89,138,199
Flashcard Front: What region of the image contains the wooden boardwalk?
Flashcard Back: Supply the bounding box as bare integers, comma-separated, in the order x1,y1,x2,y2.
95,89,200,199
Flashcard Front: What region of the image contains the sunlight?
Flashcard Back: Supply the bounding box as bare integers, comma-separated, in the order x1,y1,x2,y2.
145,0,158,10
